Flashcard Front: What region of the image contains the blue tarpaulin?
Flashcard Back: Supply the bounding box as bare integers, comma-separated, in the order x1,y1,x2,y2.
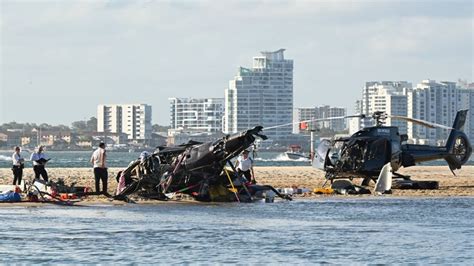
0,192,21,202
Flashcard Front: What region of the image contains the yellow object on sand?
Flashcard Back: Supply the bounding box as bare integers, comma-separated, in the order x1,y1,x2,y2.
313,187,334,194
224,168,240,201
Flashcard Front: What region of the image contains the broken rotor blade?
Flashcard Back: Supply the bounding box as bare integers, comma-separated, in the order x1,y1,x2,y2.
389,115,454,130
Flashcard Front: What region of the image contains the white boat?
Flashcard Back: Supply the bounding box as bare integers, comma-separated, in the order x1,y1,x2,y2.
285,145,309,160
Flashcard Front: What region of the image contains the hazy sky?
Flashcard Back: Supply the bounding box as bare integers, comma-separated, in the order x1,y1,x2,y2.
1,0,472,126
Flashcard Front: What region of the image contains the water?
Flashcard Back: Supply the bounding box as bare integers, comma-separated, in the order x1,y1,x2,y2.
0,151,312,168
1,150,473,169
0,197,472,263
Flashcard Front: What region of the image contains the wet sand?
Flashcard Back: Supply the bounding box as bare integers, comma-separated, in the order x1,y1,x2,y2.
0,166,472,199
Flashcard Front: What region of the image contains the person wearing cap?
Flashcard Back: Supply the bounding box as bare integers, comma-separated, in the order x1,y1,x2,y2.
11,146,25,185
91,142,108,195
235,150,255,183
30,146,50,182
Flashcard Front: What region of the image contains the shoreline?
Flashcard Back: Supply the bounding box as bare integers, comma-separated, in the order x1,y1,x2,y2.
1,195,473,208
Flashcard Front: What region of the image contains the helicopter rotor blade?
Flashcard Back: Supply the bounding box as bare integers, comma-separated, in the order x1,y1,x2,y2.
264,115,357,130
345,114,366,119
264,112,453,131
389,115,454,130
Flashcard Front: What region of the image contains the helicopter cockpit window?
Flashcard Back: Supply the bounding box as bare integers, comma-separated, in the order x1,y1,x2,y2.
316,139,331,161
329,141,345,165
314,139,332,169
335,139,368,172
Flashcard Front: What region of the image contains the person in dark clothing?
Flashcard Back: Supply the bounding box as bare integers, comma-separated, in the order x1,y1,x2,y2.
30,146,49,182
11,146,25,185
91,142,109,195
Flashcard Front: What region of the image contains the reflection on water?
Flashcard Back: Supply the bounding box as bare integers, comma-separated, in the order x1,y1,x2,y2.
0,197,473,264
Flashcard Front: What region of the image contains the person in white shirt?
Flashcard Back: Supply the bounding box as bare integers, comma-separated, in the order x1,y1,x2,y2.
11,146,25,185
235,150,255,183
30,146,49,182
90,142,108,195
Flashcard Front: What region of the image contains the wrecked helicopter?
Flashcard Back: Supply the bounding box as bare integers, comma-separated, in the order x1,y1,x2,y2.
114,126,292,203
312,110,472,191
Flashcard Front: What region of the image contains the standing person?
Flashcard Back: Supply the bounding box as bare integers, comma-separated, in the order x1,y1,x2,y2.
30,146,50,182
235,150,255,183
11,146,25,185
91,142,108,195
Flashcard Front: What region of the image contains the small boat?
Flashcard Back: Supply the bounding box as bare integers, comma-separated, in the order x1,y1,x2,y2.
285,145,309,160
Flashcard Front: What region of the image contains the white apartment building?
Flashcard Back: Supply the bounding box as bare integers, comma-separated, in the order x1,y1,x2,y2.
169,98,224,132
224,49,293,140
97,105,122,134
315,105,346,132
407,80,458,144
97,104,152,140
361,81,411,134
457,85,474,144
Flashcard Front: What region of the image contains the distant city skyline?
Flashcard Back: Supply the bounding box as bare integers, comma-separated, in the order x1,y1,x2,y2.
1,0,472,125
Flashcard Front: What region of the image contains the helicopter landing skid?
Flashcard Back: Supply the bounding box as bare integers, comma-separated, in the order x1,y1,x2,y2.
393,172,411,180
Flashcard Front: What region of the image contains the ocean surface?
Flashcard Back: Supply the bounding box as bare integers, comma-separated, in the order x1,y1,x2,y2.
0,150,472,168
0,197,472,264
0,151,312,168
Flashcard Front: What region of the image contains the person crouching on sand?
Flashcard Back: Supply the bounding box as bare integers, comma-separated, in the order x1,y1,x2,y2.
91,142,109,196
11,146,25,185
30,145,50,182
235,149,255,184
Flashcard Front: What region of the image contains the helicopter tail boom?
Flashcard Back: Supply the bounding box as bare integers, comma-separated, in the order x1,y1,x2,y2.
400,110,471,172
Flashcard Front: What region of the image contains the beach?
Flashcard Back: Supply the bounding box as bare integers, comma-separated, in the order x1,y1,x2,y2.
0,166,472,198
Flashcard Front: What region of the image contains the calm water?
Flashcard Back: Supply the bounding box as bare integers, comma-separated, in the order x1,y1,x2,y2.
1,150,472,168
0,197,472,264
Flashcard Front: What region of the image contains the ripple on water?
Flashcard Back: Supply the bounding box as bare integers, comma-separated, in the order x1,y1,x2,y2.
0,197,473,264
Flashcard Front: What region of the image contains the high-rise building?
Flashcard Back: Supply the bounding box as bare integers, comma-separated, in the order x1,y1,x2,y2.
407,80,458,144
169,98,224,132
97,104,152,140
294,106,346,134
457,82,474,144
224,49,293,140
361,81,411,134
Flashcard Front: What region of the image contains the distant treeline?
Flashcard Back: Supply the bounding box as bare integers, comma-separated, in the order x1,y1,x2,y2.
0,117,169,133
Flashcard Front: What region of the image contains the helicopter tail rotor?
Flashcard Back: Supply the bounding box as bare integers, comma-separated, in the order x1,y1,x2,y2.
444,110,472,173
444,133,472,174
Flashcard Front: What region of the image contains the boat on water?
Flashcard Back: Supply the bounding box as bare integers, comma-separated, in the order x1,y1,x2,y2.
285,145,309,160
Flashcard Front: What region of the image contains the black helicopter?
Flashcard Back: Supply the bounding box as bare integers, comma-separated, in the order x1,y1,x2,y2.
114,126,291,202
312,110,472,188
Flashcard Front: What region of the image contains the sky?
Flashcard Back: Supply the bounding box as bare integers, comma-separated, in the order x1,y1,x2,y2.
0,0,472,126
